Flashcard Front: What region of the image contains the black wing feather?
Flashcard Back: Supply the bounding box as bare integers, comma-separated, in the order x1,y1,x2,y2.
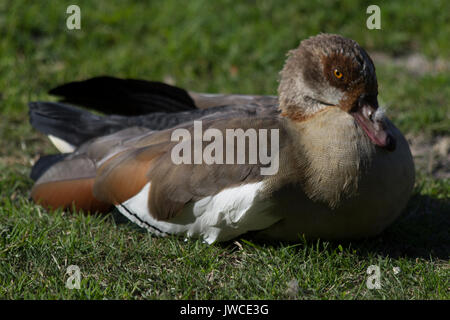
49,76,197,115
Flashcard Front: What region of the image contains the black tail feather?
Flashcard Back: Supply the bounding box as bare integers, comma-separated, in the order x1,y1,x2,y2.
29,101,128,147
48,76,197,116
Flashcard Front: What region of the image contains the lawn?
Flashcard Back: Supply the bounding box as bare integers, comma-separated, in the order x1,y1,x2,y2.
0,0,449,299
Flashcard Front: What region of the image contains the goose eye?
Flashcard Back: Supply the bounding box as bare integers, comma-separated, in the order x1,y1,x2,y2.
333,69,343,79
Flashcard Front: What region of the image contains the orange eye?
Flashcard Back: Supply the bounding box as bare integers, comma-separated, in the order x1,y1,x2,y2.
334,69,343,79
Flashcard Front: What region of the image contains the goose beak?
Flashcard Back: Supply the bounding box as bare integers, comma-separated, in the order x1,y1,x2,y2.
351,95,396,152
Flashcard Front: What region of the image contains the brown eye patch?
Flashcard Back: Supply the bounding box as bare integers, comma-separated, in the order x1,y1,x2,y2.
322,53,362,90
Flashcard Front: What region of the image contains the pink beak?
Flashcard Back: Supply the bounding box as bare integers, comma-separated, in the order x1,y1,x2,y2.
351,96,396,152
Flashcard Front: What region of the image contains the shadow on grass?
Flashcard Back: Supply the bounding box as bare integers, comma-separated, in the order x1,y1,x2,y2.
110,193,449,261
355,194,450,260
240,194,450,261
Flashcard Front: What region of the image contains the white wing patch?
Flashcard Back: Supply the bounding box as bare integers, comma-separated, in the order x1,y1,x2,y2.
116,182,281,244
48,135,75,153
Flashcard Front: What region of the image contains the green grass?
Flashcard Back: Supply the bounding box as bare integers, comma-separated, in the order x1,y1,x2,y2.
0,1,449,299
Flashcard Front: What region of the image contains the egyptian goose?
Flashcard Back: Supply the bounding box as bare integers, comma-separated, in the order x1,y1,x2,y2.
29,34,415,243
